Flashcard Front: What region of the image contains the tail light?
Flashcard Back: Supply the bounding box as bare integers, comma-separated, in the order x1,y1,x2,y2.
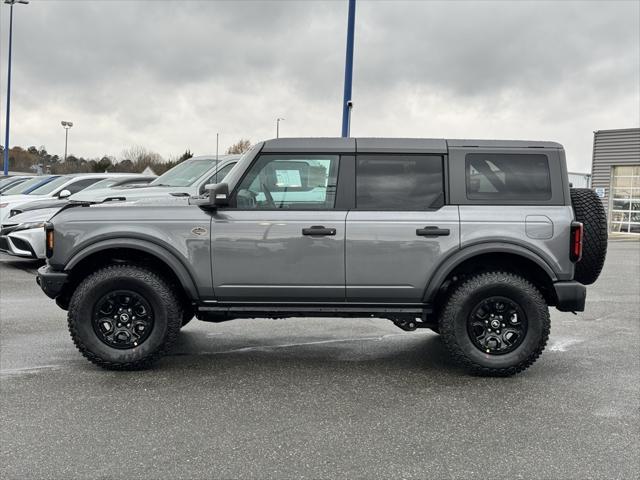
45,223,54,258
570,221,583,262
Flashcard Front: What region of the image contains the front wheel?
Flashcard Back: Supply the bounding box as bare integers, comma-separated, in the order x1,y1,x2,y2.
438,272,550,376
67,264,183,370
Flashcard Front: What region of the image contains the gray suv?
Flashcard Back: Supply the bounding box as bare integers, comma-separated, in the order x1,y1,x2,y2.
37,138,607,375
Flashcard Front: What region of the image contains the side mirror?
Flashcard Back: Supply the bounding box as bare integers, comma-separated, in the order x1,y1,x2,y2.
58,189,72,199
205,182,230,207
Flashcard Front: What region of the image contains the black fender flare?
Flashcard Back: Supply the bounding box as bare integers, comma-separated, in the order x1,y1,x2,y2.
422,242,558,303
64,238,199,300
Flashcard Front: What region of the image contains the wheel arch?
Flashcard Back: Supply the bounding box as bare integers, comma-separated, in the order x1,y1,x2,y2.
424,243,559,306
57,239,199,310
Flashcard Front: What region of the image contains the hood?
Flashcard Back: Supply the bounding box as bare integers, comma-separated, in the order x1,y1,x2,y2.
69,186,187,202
1,195,48,225
7,198,67,215
5,207,61,226
0,194,41,204
89,195,191,209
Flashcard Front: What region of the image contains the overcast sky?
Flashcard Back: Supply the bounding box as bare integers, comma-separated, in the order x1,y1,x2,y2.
0,0,638,171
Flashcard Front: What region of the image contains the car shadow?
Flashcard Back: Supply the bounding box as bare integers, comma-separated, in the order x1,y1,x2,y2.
0,255,45,274
166,328,466,377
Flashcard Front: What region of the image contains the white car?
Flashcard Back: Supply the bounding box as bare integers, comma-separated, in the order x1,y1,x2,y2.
0,157,239,259
0,207,58,258
0,173,138,226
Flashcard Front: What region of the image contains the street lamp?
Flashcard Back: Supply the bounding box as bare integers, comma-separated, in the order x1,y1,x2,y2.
276,117,285,138
2,0,29,176
61,121,73,162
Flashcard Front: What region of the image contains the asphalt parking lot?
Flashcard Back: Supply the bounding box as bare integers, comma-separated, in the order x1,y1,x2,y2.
1,242,638,479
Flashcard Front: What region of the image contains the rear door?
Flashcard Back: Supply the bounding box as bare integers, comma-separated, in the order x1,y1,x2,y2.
211,152,347,301
346,153,460,302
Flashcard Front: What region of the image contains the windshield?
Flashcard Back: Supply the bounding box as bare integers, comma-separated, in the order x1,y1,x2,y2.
28,176,70,195
150,159,213,187
1,176,54,195
0,177,22,189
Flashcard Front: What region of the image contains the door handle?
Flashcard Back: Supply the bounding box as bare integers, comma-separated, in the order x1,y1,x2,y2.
416,226,450,237
302,225,336,236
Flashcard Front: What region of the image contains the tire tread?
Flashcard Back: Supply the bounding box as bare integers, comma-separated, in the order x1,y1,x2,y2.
67,264,183,370
439,271,550,376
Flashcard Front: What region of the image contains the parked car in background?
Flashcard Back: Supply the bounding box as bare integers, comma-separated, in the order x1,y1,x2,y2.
69,155,239,203
7,174,157,217
1,175,60,197
0,175,33,194
0,159,236,259
0,173,139,226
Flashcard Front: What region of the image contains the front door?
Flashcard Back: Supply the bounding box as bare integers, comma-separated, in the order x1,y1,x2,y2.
211,153,346,301
346,154,460,302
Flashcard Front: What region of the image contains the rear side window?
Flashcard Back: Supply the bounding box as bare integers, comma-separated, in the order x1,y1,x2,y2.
466,154,551,201
356,155,444,210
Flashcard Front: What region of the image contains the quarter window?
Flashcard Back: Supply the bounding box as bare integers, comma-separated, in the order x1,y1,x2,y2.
356,155,444,210
466,154,552,201
234,154,339,209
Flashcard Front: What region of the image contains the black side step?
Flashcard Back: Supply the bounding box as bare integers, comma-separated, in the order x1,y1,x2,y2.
196,303,434,326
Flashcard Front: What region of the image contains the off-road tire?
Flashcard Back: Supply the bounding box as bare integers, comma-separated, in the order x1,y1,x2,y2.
439,272,550,376
68,264,183,370
570,188,607,285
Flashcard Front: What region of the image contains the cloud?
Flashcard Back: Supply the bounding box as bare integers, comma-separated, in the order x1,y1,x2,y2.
1,0,638,172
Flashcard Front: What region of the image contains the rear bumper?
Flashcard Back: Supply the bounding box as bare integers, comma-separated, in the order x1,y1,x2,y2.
554,281,586,312
36,265,69,299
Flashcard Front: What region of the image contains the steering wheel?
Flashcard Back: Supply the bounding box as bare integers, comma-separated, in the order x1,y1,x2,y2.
261,182,276,208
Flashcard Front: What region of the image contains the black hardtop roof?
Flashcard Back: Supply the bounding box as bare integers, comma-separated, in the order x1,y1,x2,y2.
261,137,562,153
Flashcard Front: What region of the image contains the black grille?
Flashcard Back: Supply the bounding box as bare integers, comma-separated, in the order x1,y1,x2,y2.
0,237,10,252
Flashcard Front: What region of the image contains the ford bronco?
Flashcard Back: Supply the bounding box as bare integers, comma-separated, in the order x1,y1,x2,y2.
36,138,607,375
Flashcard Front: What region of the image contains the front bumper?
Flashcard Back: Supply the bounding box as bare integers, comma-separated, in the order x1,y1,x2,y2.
554,281,586,312
36,265,69,299
0,227,44,259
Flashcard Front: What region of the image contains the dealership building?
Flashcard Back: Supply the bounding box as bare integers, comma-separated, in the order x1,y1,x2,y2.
590,128,640,235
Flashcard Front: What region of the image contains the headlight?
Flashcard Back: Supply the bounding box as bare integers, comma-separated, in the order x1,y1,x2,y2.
12,221,46,232
9,209,22,217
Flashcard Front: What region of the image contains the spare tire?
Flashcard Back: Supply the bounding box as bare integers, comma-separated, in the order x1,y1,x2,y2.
570,188,608,285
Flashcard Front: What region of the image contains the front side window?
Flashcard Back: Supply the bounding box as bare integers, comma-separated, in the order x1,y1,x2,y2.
356,155,444,210
466,154,551,201
234,154,339,209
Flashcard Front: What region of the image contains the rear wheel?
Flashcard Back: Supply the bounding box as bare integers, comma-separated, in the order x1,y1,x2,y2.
438,271,550,376
67,264,183,370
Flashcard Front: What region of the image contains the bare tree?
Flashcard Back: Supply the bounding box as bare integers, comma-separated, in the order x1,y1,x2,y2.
226,139,252,155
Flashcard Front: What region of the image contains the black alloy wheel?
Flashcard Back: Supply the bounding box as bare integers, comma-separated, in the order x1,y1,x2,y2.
467,296,527,355
93,290,155,349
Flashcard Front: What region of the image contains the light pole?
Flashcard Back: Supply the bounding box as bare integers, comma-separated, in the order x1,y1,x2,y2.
61,121,73,161
2,0,29,176
276,117,285,138
341,0,356,138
